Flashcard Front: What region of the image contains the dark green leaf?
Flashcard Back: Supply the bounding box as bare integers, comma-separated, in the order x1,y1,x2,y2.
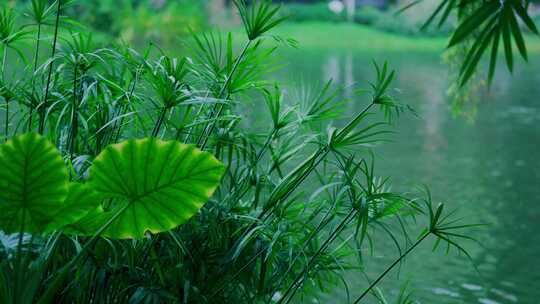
459,18,497,86
448,1,499,47
488,25,501,86
512,0,539,35
0,133,69,233
501,5,514,72
508,7,527,61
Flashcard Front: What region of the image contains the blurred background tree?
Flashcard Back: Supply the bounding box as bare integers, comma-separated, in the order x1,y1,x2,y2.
12,0,208,45
10,0,539,42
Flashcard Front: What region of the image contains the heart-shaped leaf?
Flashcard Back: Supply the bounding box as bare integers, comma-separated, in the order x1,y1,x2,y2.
0,133,69,233
78,138,224,239
45,183,104,232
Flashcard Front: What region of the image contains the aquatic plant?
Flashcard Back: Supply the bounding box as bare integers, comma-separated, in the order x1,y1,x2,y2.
0,0,534,303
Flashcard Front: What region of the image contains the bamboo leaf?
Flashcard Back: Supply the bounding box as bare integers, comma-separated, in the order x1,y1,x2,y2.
508,7,528,61
448,1,499,47
513,0,539,35
421,0,448,31
501,5,514,72
488,25,501,86
459,20,497,86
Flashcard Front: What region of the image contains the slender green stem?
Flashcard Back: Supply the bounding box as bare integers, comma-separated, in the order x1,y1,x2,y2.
215,101,378,300
208,247,267,300
334,102,375,140
68,64,79,163
28,23,42,131
279,209,357,304
268,201,340,302
174,104,193,141
105,103,127,146
151,107,169,137
14,209,26,303
197,39,252,149
39,0,62,134
220,128,277,206
261,101,376,220
37,203,130,304
256,128,277,162
111,66,142,144
4,100,8,142
3,46,8,141
1,44,6,77
259,147,329,221
352,231,430,304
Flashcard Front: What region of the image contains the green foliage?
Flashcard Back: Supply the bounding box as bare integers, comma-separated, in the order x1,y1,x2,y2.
0,4,30,74
113,1,206,45
282,2,346,23
0,132,223,240
78,138,224,239
147,56,190,108
281,3,452,36
24,0,57,26
355,6,387,25
0,5,28,50
234,0,288,40
0,133,69,234
356,6,453,37
421,0,540,86
28,0,208,44
0,0,501,302
45,183,103,232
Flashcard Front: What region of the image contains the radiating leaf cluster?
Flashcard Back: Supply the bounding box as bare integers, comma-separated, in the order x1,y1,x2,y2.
234,0,288,40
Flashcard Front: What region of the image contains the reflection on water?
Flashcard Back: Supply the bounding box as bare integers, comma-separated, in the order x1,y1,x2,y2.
273,49,540,303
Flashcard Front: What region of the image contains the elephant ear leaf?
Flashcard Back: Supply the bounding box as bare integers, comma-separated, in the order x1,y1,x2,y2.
0,133,69,233
45,183,104,232
85,138,225,239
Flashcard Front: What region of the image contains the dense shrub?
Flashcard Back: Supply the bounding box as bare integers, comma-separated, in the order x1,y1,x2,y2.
356,6,454,36
353,5,383,25
58,0,207,44
115,1,206,45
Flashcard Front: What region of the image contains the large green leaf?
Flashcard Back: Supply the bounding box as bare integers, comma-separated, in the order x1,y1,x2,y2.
78,138,224,239
0,133,69,233
45,183,104,232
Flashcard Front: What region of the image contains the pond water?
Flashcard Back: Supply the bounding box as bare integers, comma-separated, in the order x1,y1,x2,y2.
271,49,540,303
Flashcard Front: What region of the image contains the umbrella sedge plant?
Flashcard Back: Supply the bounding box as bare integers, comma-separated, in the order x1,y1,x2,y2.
2,0,534,302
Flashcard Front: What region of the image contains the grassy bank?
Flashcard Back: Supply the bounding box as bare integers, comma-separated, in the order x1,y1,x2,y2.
269,22,540,53
273,22,446,52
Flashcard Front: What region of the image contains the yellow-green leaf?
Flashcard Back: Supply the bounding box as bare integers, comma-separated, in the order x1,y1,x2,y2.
77,138,225,239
